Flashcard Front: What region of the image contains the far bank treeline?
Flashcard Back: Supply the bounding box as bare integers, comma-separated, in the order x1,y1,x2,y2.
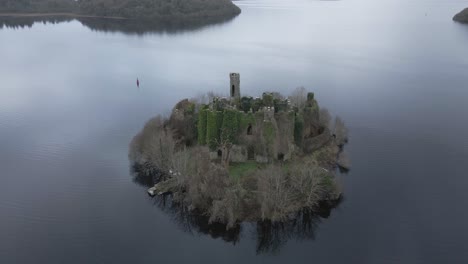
0,0,241,20
129,86,350,229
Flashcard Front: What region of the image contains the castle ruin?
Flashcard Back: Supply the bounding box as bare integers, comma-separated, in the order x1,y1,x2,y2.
171,73,331,164
230,73,240,102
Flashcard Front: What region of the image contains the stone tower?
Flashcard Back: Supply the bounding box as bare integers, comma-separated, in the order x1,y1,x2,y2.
230,73,240,102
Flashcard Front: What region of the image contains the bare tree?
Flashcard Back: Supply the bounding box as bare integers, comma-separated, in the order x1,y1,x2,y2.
289,166,327,208
128,115,177,174
333,116,348,147
171,147,193,189
209,183,245,229
288,86,307,109
216,127,234,169
185,148,229,210
256,166,294,221
192,92,210,105
319,107,332,129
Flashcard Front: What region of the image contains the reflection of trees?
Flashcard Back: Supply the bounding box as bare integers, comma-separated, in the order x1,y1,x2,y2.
130,163,342,254
255,211,320,254
78,16,236,35
0,16,72,29
0,15,236,34
254,202,341,254
131,163,242,244
152,193,242,244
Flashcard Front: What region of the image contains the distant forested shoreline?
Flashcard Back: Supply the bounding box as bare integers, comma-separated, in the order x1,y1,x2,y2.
0,0,241,21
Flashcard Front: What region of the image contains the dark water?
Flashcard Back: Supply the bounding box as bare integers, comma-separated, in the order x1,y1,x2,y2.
1,0,468,263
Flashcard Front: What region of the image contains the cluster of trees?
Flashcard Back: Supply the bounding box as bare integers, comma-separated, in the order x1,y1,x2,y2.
0,0,241,21
128,86,350,229
0,0,76,13
78,0,241,19
129,112,343,229
143,188,340,254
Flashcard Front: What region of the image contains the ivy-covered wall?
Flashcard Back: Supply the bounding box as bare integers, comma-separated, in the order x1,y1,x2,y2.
197,106,208,145
238,112,256,134
294,113,304,146
199,108,251,149
206,110,224,150
221,109,239,143
262,121,277,158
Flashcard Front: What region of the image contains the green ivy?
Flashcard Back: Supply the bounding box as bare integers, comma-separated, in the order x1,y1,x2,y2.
197,106,208,145
294,113,304,146
206,110,223,150
238,112,256,132
262,121,277,157
221,109,239,143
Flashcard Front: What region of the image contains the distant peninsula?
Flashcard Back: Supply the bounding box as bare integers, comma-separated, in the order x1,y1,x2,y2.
129,73,350,229
0,0,241,21
453,8,468,23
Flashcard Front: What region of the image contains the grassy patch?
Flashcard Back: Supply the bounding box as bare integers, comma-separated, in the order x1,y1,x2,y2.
229,161,259,181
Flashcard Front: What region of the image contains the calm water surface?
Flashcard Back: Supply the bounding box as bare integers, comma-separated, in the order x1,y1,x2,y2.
1,0,468,263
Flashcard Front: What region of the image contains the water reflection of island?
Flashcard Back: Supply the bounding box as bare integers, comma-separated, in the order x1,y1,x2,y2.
131,167,342,254
0,15,237,34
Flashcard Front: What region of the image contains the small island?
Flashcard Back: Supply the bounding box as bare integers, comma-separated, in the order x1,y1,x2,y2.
129,73,350,229
0,0,241,21
453,8,468,23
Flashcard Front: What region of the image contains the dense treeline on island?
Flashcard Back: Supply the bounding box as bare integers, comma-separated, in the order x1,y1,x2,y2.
129,86,350,229
0,0,241,20
453,8,468,23
0,0,76,13
0,13,236,34
76,14,235,34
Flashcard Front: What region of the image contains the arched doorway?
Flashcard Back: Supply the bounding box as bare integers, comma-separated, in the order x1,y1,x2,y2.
277,153,285,161
247,124,253,135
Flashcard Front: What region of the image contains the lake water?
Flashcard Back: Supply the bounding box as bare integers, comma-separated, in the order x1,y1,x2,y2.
1,0,468,263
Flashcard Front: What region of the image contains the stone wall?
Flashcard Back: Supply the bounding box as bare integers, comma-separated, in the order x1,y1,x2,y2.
275,111,295,159
229,145,247,162
303,127,332,154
